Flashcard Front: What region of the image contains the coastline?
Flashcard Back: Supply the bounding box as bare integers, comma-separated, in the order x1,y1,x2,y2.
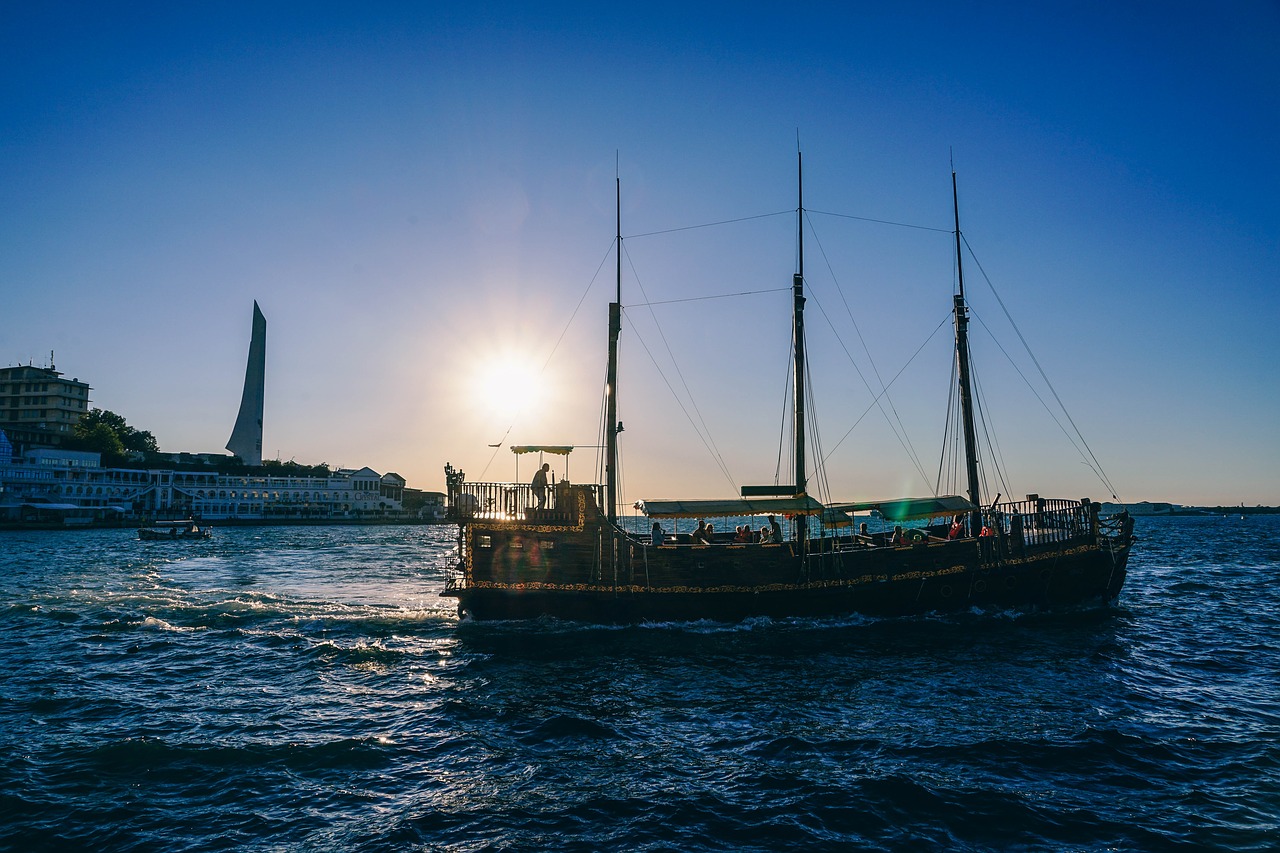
0,517,450,532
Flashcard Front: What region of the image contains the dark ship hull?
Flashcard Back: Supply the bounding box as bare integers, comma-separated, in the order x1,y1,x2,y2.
443,485,1135,624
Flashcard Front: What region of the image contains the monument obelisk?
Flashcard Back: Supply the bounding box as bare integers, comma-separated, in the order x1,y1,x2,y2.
226,301,266,466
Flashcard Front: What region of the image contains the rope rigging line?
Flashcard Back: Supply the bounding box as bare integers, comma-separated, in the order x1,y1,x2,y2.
625,210,792,240
622,315,739,494
969,353,1013,504
808,209,953,234
773,330,792,488
620,242,738,490
806,213,935,489
806,287,934,493
626,287,788,308
616,412,627,519
962,233,1122,501
820,311,953,465
804,354,834,506
596,363,608,492
968,307,1095,490
935,350,959,498
478,238,618,482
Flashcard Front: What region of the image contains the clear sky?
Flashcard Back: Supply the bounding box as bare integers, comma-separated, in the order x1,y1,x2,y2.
2,2,1277,507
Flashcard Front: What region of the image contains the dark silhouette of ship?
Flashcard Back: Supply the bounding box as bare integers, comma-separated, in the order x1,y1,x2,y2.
444,157,1135,623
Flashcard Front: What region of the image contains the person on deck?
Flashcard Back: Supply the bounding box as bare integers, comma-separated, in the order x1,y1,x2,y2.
759,525,772,544
651,521,663,547
891,525,905,546
531,463,550,510
948,515,964,539
768,515,782,543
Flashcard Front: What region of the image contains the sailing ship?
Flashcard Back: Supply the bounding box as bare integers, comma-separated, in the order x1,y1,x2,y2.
442,158,1136,623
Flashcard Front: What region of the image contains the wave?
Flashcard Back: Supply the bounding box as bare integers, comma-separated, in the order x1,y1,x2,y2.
513,714,630,746
59,734,399,776
307,640,407,667
138,615,199,633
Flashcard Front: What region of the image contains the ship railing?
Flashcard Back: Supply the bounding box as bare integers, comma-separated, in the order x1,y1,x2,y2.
1097,510,1134,542
446,480,602,523
981,497,1096,558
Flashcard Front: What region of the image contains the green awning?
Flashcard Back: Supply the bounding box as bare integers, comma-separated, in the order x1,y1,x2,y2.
826,495,975,522
638,495,827,519
510,445,574,455
821,507,855,527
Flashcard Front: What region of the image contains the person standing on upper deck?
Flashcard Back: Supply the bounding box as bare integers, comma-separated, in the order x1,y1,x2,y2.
531,463,550,509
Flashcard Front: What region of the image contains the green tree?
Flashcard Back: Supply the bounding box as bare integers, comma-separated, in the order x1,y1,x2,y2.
261,458,331,477
71,408,158,461
74,422,125,461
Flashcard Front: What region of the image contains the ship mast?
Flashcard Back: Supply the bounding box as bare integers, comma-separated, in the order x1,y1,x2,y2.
793,149,808,544
951,170,983,523
605,172,621,524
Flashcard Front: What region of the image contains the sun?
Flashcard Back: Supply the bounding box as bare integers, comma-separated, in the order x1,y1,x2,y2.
470,349,547,426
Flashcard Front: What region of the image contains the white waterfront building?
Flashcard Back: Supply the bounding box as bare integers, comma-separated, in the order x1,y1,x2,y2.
0,446,409,522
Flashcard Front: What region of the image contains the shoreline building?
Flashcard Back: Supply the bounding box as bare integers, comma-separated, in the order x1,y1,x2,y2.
0,362,92,454
0,447,414,523
226,301,266,466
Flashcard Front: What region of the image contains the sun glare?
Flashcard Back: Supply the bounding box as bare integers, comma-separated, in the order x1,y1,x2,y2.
471,351,547,426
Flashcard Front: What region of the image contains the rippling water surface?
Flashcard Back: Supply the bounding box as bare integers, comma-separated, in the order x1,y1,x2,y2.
1,517,1277,851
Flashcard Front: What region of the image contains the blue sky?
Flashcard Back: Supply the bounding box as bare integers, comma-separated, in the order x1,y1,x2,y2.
2,2,1277,506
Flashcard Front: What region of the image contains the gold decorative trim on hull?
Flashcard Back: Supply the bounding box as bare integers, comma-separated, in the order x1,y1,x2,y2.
468,562,971,595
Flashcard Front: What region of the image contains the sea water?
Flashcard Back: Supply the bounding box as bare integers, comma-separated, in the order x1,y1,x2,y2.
1,516,1276,851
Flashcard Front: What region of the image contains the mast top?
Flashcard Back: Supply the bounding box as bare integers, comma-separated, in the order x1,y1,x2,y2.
952,169,966,301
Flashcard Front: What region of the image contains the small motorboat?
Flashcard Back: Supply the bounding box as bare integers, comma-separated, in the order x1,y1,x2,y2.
137,520,212,541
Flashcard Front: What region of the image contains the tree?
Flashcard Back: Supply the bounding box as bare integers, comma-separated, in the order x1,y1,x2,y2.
261,458,331,478
70,408,158,463
74,422,125,460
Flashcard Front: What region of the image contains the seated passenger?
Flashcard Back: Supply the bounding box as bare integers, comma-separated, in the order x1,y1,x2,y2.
890,525,905,546
759,525,772,544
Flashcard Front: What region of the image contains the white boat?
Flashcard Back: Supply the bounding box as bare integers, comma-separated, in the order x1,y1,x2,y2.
137,520,212,541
